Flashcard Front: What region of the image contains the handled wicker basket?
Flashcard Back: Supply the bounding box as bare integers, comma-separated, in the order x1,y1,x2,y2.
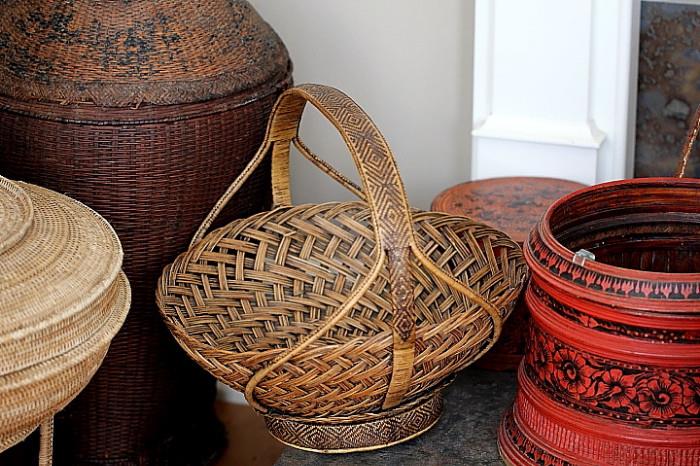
157,84,528,452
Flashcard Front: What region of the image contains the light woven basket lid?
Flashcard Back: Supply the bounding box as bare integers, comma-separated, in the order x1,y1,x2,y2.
0,175,125,373
0,176,129,449
0,272,131,450
0,0,290,106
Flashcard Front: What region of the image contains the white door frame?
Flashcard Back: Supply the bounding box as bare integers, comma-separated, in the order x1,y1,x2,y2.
471,0,642,184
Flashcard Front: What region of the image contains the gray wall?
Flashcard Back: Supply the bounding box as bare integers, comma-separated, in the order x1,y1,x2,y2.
249,0,475,209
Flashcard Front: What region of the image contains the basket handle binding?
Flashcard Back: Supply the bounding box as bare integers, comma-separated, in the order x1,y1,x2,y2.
191,85,503,411
675,105,700,178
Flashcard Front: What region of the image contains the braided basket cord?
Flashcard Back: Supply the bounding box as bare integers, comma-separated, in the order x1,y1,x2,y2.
158,84,527,419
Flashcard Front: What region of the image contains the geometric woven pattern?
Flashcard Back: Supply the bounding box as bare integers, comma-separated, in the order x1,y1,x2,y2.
156,85,527,426
264,388,443,452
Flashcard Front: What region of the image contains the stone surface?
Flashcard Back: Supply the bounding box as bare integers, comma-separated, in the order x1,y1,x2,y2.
275,369,516,466
635,2,700,178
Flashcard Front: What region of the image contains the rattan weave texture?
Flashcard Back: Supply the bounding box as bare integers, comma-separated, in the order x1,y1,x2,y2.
0,177,129,465
158,85,528,451
162,202,524,416
0,0,289,106
0,177,32,254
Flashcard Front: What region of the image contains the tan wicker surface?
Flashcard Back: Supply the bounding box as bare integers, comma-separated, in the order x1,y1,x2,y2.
0,182,123,370
0,176,32,254
0,177,130,464
0,273,130,450
157,85,527,450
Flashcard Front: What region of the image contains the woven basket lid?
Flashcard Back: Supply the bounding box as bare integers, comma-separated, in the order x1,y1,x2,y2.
0,0,290,106
0,273,130,450
0,180,123,348
0,177,129,447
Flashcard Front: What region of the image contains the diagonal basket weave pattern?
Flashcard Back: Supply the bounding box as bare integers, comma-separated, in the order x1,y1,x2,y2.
0,176,129,464
161,203,524,416
157,84,527,451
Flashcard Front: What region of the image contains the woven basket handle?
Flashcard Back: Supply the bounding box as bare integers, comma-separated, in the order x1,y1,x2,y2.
193,84,503,411
676,105,700,178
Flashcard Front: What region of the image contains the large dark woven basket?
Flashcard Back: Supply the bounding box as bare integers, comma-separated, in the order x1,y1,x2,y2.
0,1,291,464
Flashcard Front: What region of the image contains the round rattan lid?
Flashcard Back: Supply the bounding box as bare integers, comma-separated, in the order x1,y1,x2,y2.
0,176,129,451
0,177,123,367
0,272,131,450
0,0,290,106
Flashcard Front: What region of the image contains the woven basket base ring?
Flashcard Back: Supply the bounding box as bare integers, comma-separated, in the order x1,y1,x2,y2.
264,389,444,453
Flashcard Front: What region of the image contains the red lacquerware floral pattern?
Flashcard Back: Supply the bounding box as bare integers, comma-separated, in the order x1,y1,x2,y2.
524,326,700,426
499,177,700,466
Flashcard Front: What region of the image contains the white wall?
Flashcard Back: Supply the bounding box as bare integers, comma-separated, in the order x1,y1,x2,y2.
249,0,475,209
471,0,640,185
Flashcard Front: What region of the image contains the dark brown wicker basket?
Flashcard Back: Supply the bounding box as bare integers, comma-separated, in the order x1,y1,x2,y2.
0,1,291,464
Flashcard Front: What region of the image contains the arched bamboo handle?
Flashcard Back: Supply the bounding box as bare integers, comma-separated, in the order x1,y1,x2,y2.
676,105,700,178
192,84,502,411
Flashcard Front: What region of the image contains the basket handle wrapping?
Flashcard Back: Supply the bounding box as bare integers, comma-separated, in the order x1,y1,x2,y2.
676,104,700,178
192,84,503,411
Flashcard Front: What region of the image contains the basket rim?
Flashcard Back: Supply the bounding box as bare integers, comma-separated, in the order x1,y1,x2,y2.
531,177,700,311
0,272,129,444
0,176,33,254
0,65,293,124
0,272,130,382
539,177,700,281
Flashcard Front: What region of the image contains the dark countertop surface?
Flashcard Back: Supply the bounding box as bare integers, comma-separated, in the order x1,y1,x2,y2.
275,368,516,466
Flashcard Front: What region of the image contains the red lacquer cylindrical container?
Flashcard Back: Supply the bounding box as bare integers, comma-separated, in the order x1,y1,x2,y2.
499,177,700,465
